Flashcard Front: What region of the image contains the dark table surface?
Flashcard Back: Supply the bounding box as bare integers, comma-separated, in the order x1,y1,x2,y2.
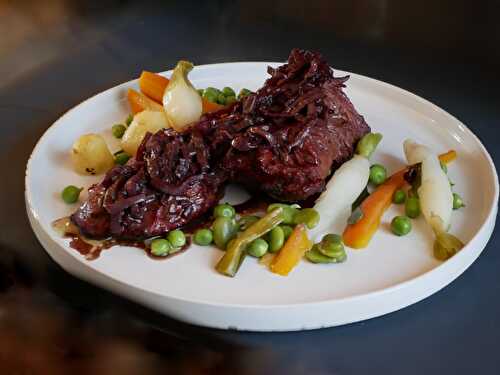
1,1,499,373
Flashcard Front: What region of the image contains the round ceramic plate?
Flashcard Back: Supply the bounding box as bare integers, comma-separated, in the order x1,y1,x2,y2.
25,62,498,331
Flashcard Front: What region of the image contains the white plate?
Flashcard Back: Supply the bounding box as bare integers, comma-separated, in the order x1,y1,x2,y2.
25,62,498,331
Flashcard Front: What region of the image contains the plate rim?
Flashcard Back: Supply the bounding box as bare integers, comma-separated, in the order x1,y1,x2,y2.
25,61,499,310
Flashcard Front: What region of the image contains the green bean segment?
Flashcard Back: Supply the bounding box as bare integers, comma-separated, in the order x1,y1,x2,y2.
238,215,260,231
293,208,320,229
216,207,284,277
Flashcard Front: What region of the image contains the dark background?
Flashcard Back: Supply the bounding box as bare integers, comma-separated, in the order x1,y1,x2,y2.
1,0,499,373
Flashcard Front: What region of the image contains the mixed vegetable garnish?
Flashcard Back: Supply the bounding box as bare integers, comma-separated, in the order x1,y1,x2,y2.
57,57,466,277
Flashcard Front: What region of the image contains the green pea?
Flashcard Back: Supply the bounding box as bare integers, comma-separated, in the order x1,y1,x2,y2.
213,203,236,218
391,216,412,236
151,238,172,256
222,87,236,97
193,228,213,246
216,93,226,105
267,203,298,225
197,88,204,96
238,88,252,99
247,238,269,258
317,234,345,259
112,124,126,139
293,208,320,229
225,95,237,105
61,185,83,204
280,225,293,239
392,189,406,204
305,245,346,264
167,229,186,248
268,226,285,253
405,197,420,218
114,152,130,165
213,217,239,250
369,164,387,185
452,193,465,210
238,215,260,231
203,87,219,103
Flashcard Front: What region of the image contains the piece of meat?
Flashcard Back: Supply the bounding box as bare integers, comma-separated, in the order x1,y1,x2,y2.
71,48,369,239
71,129,225,239
199,48,370,201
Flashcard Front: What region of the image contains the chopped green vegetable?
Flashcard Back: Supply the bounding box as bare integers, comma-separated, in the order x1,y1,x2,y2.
268,226,285,253
316,234,345,260
225,95,237,105
352,186,370,211
267,203,298,224
356,133,383,159
452,193,465,210
405,196,420,218
197,88,204,96
114,151,130,165
61,185,83,204
213,203,236,219
112,124,126,139
222,87,236,97
369,164,387,185
392,189,407,204
125,114,133,126
216,207,284,277
213,217,239,250
216,93,226,105
151,238,172,256
167,229,186,248
193,228,213,246
247,238,269,257
238,215,260,231
238,88,252,99
280,225,293,239
390,216,412,236
305,245,346,264
293,208,320,229
203,87,219,103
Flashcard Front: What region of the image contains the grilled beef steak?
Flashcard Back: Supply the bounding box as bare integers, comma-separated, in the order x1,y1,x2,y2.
71,49,370,239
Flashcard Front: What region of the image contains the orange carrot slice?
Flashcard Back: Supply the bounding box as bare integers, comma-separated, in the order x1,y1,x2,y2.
270,224,313,276
127,89,163,114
